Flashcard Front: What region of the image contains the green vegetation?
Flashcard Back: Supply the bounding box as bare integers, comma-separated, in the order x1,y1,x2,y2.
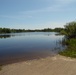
60,21,76,38
54,28,64,32
59,21,76,58
0,27,64,33
59,39,76,58
0,28,26,33
0,28,11,33
65,22,76,38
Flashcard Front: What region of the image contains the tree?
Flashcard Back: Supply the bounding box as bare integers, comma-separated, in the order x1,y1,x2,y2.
64,21,76,38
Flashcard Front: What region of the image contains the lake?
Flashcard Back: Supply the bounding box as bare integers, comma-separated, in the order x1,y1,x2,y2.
0,32,65,65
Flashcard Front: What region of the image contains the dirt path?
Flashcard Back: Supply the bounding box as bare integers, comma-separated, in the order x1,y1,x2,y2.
0,55,76,75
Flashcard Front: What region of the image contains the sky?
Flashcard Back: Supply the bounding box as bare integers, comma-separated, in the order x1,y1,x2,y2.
0,0,76,29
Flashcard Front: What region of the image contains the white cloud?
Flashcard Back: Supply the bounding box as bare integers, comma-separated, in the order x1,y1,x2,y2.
56,0,76,3
21,0,76,14
0,15,33,19
20,5,61,14
0,0,76,20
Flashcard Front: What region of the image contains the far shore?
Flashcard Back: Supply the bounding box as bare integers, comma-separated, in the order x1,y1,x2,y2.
0,55,76,75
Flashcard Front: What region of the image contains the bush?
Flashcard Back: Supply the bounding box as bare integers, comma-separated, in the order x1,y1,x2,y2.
59,39,76,58
64,21,76,38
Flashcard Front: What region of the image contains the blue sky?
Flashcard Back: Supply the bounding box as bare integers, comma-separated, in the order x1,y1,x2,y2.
0,0,76,29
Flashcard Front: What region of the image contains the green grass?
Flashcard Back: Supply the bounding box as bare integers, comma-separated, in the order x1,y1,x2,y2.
59,38,76,58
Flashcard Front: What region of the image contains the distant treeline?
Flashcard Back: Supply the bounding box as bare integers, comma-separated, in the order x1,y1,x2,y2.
0,28,26,33
1,21,76,38
0,21,76,38
0,27,64,33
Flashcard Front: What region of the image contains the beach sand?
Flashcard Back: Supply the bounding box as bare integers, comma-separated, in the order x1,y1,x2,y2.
0,55,76,75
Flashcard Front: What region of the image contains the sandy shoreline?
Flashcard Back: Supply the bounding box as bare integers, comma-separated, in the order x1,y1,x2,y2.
0,55,76,75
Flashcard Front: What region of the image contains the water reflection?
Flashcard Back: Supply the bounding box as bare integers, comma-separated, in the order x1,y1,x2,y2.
0,32,66,65
0,35,11,39
0,32,60,39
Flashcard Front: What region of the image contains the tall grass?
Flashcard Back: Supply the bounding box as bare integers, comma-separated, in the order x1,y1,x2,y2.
59,39,76,58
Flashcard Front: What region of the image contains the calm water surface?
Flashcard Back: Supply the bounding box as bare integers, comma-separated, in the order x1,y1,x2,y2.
0,32,65,65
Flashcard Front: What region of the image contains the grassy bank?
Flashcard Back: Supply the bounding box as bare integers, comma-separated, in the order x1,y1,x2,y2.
59,38,76,58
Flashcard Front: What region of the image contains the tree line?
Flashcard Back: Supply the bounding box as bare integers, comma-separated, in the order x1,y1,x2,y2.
0,27,64,33
0,21,76,38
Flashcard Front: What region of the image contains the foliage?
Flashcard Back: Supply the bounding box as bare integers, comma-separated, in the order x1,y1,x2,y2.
54,28,64,32
0,27,64,33
60,30,66,35
59,21,76,58
0,28,11,33
59,38,76,58
0,28,26,33
64,21,76,38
